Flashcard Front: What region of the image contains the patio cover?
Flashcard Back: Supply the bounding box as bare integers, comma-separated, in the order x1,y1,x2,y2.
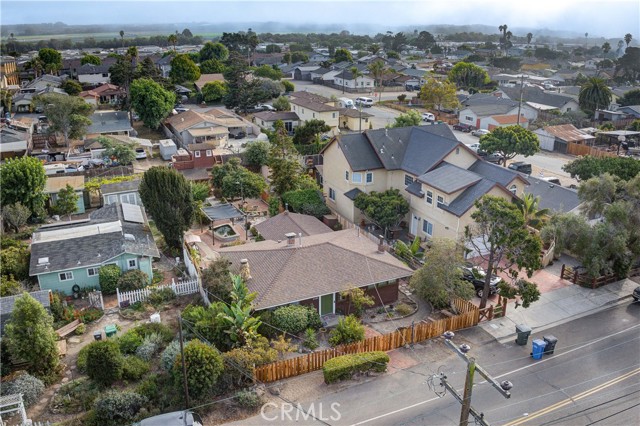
201,203,245,222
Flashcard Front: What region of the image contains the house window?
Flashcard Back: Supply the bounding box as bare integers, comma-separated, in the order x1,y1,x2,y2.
59,272,73,281
205,150,212,157
313,113,316,118
437,195,445,206
127,259,138,270
87,267,100,277
404,175,414,186
106,194,118,204
102,73,108,77
509,184,517,195
426,191,433,205
194,150,201,158
302,109,305,114
465,116,473,121
332,113,336,119
345,171,349,181
366,172,373,184
120,193,136,204
352,172,363,183
422,220,433,236
456,147,460,155
329,188,336,201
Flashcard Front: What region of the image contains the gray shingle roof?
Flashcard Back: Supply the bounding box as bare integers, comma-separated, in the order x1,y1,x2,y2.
344,188,364,200
468,160,525,187
464,102,518,117
29,203,159,276
417,163,482,194
101,179,140,195
253,111,300,121
337,133,384,171
405,180,424,198
501,86,576,108
524,176,581,212
77,63,112,74
87,111,133,134
254,212,333,241
442,178,498,216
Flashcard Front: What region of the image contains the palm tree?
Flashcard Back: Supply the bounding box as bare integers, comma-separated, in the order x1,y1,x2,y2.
498,24,508,52
350,66,363,92
515,193,550,229
26,57,44,78
119,30,124,49
167,34,178,52
368,60,386,102
624,33,633,47
579,77,612,114
584,32,589,47
526,32,533,45
602,42,611,55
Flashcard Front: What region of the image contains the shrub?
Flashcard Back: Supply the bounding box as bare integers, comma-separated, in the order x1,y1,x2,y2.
121,356,150,381
135,333,163,361
395,303,413,316
135,374,159,403
75,323,86,335
98,265,122,295
148,287,176,306
50,378,100,414
306,307,323,330
86,340,124,386
323,351,389,384
131,322,174,344
235,389,262,409
118,330,144,354
93,390,147,425
77,345,89,373
0,372,45,407
173,340,224,400
272,305,321,335
328,315,365,347
303,328,319,350
117,269,148,291
160,340,181,372
221,336,277,388
78,307,103,323
0,275,22,297
0,246,30,280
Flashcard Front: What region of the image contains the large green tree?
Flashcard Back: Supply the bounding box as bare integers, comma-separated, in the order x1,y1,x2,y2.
130,78,175,129
98,136,136,165
5,293,60,382
267,121,301,196
37,48,62,74
354,189,410,238
465,195,542,309
61,79,83,96
409,238,475,309
391,110,422,128
35,93,94,146
333,48,352,63
562,155,640,181
169,54,201,84
447,62,490,90
173,339,224,400
618,88,640,106
211,158,267,200
199,59,225,74
201,81,227,103
478,125,540,167
293,119,331,145
615,47,640,81
53,184,79,219
80,54,101,65
223,52,268,111
199,41,229,62
578,77,612,114
418,78,459,118
1,156,47,218
139,167,194,248
244,140,270,168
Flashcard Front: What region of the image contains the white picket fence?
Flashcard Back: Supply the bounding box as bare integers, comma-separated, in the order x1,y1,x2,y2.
116,278,199,307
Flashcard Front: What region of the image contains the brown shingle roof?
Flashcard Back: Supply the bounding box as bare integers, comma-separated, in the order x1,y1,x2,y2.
44,175,85,193
216,229,413,309
253,212,332,241
339,108,374,118
290,97,339,112
194,73,225,90
290,91,333,104
253,111,300,121
165,109,245,133
491,114,528,124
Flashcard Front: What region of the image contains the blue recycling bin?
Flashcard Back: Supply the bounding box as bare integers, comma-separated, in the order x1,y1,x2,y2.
531,339,547,360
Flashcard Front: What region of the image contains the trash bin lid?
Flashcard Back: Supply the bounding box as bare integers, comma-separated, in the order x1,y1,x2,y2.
543,335,558,343
532,339,547,346
516,324,531,333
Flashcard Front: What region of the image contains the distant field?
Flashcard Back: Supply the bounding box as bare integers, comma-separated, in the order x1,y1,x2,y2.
14,31,219,42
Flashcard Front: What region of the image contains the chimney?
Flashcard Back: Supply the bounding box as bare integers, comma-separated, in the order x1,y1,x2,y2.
298,232,303,247
377,235,385,253
285,232,297,246
240,258,252,281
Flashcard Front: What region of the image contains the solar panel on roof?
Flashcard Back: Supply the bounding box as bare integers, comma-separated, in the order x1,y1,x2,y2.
122,203,144,223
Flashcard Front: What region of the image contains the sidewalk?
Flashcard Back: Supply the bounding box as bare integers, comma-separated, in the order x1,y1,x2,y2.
479,277,638,340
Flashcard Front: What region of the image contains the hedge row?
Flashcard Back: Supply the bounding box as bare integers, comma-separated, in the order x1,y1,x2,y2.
322,351,389,384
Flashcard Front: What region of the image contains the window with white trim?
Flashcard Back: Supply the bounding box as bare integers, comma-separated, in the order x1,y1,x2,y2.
59,272,73,281
366,172,373,184
120,193,136,204
404,174,414,186
465,115,473,121
345,171,349,181
352,172,363,183
127,259,138,270
332,113,336,118
426,190,433,204
422,220,433,236
106,194,118,204
194,150,201,158
329,188,336,201
509,184,517,195
87,267,100,277
437,195,445,206
205,150,212,157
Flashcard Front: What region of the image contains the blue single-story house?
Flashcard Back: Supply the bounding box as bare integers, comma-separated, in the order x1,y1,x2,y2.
45,175,86,215
101,179,141,206
29,203,160,294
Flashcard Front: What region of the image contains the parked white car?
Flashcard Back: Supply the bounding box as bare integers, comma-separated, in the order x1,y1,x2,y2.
422,112,435,122
135,148,147,160
472,129,491,137
467,143,481,152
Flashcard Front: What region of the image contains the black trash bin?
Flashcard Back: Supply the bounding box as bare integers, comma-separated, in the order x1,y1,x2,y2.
543,335,557,355
93,331,102,341
515,324,532,346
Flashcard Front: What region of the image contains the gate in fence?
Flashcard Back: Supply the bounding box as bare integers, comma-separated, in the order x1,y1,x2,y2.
116,278,199,308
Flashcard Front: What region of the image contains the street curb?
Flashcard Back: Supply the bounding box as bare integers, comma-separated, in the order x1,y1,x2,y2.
494,294,635,345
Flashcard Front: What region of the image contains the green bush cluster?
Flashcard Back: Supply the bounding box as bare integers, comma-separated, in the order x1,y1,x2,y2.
50,378,100,414
173,340,224,401
130,322,175,344
118,330,144,354
272,305,322,335
85,341,124,386
147,287,176,306
117,270,148,291
160,340,181,372
235,389,263,409
135,333,164,361
122,356,150,381
93,390,147,425
328,315,365,347
322,351,389,384
98,265,122,295
0,372,45,407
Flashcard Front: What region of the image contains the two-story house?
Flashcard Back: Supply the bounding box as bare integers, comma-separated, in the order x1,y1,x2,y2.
289,91,340,135
77,64,111,85
29,202,159,294
163,108,248,148
320,125,528,241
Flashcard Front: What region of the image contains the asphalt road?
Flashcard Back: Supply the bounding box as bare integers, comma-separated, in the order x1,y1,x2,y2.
233,301,640,425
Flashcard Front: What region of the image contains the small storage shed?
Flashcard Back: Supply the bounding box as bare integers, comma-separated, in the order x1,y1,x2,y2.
159,139,177,161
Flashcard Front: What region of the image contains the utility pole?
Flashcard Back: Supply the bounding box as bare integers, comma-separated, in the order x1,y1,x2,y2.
516,73,525,126
436,331,513,426
178,313,190,409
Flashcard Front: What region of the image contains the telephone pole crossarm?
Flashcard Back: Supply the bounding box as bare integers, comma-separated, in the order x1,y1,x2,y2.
439,375,490,426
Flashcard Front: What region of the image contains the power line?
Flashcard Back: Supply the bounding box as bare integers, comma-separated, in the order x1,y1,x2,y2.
584,402,640,425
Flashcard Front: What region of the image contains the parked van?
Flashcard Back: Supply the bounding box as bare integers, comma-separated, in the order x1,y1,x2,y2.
355,97,374,107
338,97,356,109
507,162,532,175
541,176,561,186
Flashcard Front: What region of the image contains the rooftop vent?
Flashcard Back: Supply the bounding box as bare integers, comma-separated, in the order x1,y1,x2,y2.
285,232,297,246
124,233,136,241
38,257,49,265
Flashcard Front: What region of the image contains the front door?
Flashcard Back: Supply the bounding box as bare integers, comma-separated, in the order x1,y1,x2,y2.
320,293,334,316
410,214,419,236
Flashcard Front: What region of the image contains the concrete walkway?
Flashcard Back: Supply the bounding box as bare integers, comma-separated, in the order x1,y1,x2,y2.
479,277,639,341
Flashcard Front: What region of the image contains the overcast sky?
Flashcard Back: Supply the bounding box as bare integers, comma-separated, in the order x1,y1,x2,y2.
2,0,638,38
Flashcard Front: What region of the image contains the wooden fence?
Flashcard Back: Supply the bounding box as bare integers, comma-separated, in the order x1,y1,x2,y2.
560,264,640,289
116,278,199,307
566,142,618,158
253,298,479,383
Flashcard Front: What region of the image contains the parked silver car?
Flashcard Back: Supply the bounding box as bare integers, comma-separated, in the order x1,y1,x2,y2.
133,410,202,426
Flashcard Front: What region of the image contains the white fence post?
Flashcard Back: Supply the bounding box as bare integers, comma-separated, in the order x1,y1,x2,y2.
115,278,200,308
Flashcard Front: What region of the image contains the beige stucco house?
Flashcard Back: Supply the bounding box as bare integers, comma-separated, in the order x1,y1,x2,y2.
319,125,529,241
289,91,340,135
